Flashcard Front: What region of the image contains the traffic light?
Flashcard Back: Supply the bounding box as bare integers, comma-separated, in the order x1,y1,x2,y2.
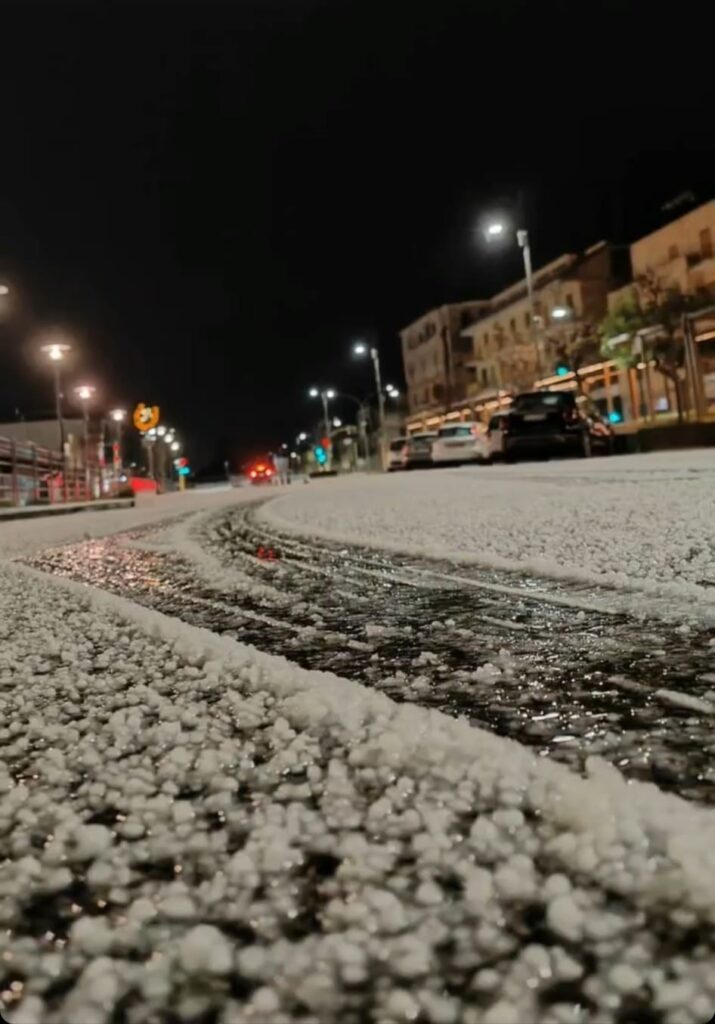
555,362,570,377
314,445,327,465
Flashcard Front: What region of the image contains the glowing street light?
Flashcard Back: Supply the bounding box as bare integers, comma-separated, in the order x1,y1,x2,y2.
157,425,167,437
332,417,342,428
387,387,400,398
40,341,72,453
74,384,95,403
109,409,127,475
0,284,9,297
551,306,569,320
170,441,181,452
309,388,335,440
353,339,386,468
298,432,308,442
482,211,541,376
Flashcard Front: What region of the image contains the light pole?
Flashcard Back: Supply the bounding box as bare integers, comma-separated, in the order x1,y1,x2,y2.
40,342,71,453
309,387,335,440
110,408,126,477
484,218,542,379
353,341,386,468
74,385,96,497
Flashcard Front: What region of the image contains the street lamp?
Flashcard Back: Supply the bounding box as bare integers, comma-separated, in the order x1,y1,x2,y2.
484,215,542,377
309,387,334,440
109,408,126,476
353,339,386,468
40,342,72,453
297,431,308,442
73,385,96,442
333,417,342,428
171,441,181,452
74,385,96,494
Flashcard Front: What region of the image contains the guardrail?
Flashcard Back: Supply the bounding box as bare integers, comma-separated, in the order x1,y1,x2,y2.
0,436,97,507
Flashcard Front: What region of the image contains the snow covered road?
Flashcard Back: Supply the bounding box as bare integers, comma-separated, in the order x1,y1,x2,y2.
2,464,715,1023
261,451,715,626
2,558,715,1024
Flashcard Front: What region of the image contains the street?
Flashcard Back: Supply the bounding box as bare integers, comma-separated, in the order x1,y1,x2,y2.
2,452,714,1023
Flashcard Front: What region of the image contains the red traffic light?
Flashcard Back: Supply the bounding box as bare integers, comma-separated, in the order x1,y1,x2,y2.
177,457,188,468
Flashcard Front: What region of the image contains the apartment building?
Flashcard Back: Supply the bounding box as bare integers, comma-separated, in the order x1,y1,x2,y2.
400,302,490,418
463,242,615,400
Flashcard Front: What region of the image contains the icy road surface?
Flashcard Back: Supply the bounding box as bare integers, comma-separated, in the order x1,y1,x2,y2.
1,561,715,1024
29,502,715,805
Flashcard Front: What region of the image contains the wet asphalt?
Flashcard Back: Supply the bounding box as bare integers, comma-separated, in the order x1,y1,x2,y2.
25,500,715,805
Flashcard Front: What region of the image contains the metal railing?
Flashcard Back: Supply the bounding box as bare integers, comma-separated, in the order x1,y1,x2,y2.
0,436,99,507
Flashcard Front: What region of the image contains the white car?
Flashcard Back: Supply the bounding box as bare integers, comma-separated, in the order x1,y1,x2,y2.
431,423,488,465
387,437,409,471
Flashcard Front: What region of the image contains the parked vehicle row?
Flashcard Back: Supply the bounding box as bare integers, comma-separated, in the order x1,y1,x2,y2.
389,391,614,470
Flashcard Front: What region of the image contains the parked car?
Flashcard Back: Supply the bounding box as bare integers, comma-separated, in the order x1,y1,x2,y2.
431,422,488,465
502,391,613,461
405,432,437,469
387,437,409,471
486,412,511,461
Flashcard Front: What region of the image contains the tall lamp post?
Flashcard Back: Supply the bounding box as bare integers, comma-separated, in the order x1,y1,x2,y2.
309,387,335,440
484,218,542,379
110,408,126,479
74,385,96,496
353,340,386,469
40,342,71,453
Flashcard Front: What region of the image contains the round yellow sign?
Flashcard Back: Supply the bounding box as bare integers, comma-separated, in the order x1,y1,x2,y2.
133,403,160,432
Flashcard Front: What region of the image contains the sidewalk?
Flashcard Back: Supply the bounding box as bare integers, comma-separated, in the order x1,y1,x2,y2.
0,497,134,522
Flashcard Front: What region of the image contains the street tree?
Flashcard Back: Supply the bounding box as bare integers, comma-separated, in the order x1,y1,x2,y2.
600,272,714,423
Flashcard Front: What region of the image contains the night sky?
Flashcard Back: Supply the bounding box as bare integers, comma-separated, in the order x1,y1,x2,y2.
1,0,712,470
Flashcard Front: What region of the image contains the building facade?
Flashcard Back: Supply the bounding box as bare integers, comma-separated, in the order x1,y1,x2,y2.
463,242,615,404
400,302,490,419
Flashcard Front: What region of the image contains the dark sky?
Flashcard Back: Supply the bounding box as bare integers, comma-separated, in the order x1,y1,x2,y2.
1,0,713,468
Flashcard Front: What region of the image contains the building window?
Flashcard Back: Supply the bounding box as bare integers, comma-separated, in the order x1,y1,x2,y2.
565,293,574,308
524,312,530,328
701,228,713,259
481,368,489,386
668,244,679,261
510,318,516,333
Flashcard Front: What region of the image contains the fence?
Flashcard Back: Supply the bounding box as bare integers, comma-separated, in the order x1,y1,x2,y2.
0,436,98,507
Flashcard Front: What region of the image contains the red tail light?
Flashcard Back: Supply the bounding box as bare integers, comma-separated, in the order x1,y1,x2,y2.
250,470,257,479
266,468,274,476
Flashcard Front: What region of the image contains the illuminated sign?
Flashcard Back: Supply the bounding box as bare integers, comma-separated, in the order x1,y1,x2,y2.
133,403,160,432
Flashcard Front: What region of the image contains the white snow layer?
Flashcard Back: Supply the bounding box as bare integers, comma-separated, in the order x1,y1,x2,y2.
1,562,714,1024
260,450,715,623
0,487,261,561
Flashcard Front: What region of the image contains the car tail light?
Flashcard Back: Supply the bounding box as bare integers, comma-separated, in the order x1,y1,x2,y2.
250,470,257,479
266,468,274,476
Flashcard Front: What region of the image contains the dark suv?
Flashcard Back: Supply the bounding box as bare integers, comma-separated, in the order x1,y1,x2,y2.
502,391,613,461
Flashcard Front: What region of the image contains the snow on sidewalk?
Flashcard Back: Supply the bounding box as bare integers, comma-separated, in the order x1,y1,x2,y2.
260,450,715,622
0,487,261,561
1,562,714,1024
